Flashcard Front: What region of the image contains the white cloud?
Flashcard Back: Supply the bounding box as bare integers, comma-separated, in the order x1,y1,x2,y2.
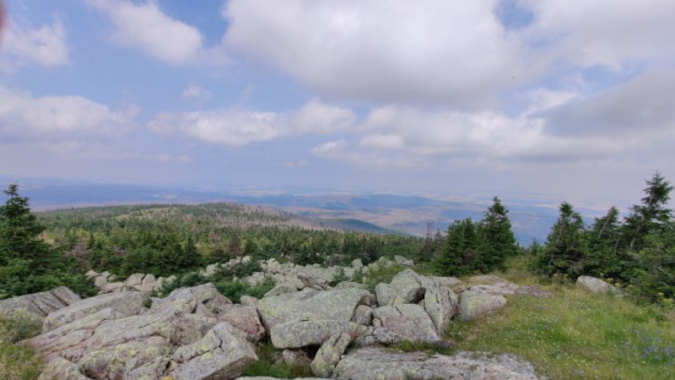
521,0,675,70
359,134,405,150
182,83,212,101
148,99,355,146
311,140,347,157
0,16,69,72
87,0,204,65
224,0,535,106
0,86,137,138
285,160,308,168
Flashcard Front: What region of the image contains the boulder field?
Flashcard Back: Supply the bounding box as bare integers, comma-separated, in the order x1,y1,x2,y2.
1,259,561,380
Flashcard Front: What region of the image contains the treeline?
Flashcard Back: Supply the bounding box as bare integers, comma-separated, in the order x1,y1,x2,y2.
38,203,422,279
530,173,674,304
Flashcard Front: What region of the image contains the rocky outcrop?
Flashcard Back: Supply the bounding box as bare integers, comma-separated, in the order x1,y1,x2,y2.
27,283,266,380
577,276,622,295
257,288,371,331
372,304,440,343
0,286,81,321
459,290,507,321
333,347,541,380
311,332,351,378
18,263,548,380
270,320,367,349
42,291,145,333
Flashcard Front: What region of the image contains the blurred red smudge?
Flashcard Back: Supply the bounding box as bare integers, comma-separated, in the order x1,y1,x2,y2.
0,0,6,46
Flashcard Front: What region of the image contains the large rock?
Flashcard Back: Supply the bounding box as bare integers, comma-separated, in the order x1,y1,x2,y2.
352,305,373,326
311,332,351,378
0,286,81,321
37,357,90,380
27,308,127,361
371,304,440,343
374,283,396,307
388,269,425,305
150,282,232,315
78,336,171,379
270,320,367,349
257,288,371,330
422,285,458,336
43,291,145,333
459,290,507,321
86,310,214,351
333,347,541,380
218,304,266,342
394,255,414,266
577,276,621,295
171,322,258,380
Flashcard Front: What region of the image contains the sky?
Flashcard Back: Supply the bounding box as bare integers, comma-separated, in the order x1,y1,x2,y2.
0,0,674,209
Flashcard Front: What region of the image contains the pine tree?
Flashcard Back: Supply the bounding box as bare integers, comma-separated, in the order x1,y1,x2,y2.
623,172,673,252
0,184,54,267
538,202,588,277
476,197,517,272
585,206,624,278
435,218,477,276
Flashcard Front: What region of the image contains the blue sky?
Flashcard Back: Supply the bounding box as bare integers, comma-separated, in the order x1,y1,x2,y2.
1,0,674,209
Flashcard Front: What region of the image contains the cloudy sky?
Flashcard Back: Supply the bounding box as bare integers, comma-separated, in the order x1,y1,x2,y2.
0,0,674,207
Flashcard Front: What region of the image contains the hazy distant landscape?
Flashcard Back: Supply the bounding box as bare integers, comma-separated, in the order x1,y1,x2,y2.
0,177,578,244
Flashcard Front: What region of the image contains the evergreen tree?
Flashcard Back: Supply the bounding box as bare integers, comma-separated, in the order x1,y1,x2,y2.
0,184,54,267
585,206,624,278
623,172,673,252
435,218,478,276
537,202,588,277
476,197,517,272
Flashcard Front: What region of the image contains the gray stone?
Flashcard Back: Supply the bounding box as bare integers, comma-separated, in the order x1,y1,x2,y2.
125,273,146,287
171,322,258,380
78,336,171,379
142,273,157,285
459,290,507,321
423,285,458,336
264,283,300,298
150,283,232,316
335,281,365,290
389,269,425,305
240,295,259,307
219,304,266,342
371,304,440,343
85,270,99,279
270,320,367,349
311,332,351,378
352,305,373,326
27,308,126,362
282,349,312,367
43,291,144,333
333,347,541,380
124,357,174,380
257,288,371,331
374,283,396,307
0,286,81,321
37,357,90,380
93,275,108,288
577,276,621,295
394,255,414,266
351,258,364,270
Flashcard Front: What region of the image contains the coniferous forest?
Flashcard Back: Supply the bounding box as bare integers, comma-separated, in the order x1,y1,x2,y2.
0,173,673,307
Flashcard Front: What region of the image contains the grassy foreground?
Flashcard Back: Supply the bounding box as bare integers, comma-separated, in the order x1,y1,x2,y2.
0,315,43,380
449,261,675,380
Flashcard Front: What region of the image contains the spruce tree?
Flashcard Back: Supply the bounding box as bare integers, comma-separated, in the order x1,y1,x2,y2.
435,218,477,276
623,172,673,252
476,197,517,272
538,202,588,277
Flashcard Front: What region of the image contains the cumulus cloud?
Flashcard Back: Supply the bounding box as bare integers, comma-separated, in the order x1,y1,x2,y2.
0,87,137,138
223,0,535,106
148,99,355,146
521,0,675,70
87,0,205,65
0,16,68,72
182,83,212,101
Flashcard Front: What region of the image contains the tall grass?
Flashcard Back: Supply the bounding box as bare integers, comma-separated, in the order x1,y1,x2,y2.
0,314,43,380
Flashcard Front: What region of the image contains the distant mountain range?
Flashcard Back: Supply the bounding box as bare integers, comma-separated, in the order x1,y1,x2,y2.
0,178,604,244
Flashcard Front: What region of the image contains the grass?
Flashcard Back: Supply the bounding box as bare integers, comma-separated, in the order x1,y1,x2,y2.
447,265,675,380
0,314,44,380
241,340,313,378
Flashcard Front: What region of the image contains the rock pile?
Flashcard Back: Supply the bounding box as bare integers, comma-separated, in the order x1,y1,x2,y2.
0,257,556,380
